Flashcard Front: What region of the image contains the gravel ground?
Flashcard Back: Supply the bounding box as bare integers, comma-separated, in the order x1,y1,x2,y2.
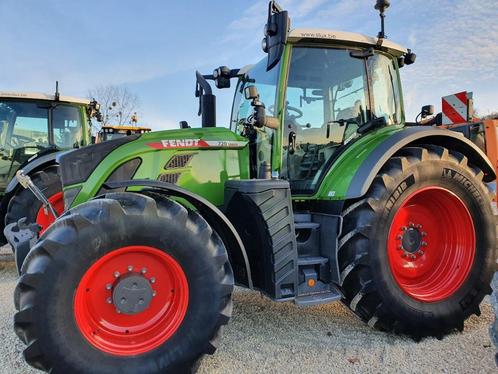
0,245,496,374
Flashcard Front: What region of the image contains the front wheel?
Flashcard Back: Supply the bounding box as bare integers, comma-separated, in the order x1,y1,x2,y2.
14,192,233,373
338,145,496,339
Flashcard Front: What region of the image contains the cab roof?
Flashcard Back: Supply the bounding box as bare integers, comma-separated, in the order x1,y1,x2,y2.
101,125,151,132
288,28,407,56
0,91,90,105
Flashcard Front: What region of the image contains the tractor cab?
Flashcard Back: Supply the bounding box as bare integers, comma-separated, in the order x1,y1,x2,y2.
0,90,99,191
230,29,409,193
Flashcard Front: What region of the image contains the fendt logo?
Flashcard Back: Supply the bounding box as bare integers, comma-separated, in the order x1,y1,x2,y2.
147,139,205,149
160,139,200,148
147,139,248,150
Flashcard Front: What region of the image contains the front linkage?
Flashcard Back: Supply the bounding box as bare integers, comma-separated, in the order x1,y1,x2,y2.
4,170,59,273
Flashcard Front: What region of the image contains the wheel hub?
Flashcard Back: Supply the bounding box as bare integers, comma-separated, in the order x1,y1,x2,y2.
112,274,153,315
401,227,422,254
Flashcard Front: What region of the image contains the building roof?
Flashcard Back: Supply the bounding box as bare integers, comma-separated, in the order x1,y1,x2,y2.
0,91,90,105
288,28,407,56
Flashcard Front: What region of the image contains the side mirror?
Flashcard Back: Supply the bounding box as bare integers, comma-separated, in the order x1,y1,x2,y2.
421,105,434,118
244,85,279,130
263,1,290,71
244,86,259,100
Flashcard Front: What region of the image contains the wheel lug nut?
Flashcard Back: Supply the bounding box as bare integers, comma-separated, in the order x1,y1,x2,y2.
150,277,156,284
410,254,416,259
152,290,157,297
418,250,424,255
417,224,422,229
105,283,112,290
113,271,120,278
397,235,402,240
401,226,407,231
141,268,147,274
421,232,427,237
398,245,403,250
106,297,112,304
409,222,415,228
421,241,427,247
127,265,134,272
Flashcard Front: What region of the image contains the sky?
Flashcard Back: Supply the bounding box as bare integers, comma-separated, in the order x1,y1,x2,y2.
1,0,497,130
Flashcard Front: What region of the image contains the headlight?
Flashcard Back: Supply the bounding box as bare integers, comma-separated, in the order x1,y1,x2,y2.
261,37,268,53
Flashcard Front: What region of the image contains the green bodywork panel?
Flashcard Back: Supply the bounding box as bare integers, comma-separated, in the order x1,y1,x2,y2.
297,125,404,201
67,127,250,208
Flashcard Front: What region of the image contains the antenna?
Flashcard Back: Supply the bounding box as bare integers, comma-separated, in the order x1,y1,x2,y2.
375,0,390,43
54,81,60,101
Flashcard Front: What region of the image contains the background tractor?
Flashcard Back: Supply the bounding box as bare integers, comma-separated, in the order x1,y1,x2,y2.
0,86,101,247
96,124,151,143
7,1,497,373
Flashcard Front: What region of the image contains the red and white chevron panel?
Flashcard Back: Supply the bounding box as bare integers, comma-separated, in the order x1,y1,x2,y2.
442,91,472,125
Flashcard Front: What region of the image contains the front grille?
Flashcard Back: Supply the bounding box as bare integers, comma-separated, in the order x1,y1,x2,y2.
165,153,195,170
158,173,181,184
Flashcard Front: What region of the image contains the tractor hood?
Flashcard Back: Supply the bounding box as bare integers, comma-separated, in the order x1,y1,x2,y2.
139,127,248,151
58,126,250,209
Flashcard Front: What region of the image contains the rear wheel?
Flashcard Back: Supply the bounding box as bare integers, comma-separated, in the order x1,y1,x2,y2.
5,164,64,241
338,145,496,339
14,192,233,373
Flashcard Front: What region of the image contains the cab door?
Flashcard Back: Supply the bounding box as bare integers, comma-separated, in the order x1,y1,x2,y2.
281,46,370,194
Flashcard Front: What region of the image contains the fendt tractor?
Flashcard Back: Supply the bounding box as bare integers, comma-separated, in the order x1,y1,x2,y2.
7,2,497,373
0,85,101,249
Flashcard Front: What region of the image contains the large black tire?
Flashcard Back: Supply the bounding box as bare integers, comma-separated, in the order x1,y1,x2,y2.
14,192,233,373
5,164,62,244
338,145,496,339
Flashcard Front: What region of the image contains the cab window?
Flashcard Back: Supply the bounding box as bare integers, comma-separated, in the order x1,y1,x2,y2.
283,47,369,193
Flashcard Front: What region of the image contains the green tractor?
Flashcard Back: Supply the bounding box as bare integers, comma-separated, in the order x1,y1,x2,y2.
8,2,496,373
0,86,101,247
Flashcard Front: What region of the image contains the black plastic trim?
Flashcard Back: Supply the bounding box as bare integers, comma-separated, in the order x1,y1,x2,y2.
347,126,496,198
58,135,139,186
5,151,59,194
103,179,253,289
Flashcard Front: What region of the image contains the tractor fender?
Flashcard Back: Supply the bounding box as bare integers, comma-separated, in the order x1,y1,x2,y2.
5,151,59,194
103,179,254,289
347,126,496,199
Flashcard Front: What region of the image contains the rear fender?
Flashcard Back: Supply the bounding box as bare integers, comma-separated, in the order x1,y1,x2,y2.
346,126,495,199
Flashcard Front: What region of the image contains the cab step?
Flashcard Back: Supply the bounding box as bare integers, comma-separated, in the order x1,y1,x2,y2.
295,288,342,306
297,256,328,266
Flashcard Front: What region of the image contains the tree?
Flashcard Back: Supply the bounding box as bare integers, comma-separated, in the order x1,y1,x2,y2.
88,85,140,132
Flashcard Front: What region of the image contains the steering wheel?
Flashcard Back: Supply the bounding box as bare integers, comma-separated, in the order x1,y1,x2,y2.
267,104,304,120
286,105,303,119
9,134,36,148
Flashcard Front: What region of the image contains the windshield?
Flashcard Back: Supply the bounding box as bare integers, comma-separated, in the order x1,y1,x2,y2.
230,58,280,133
231,58,281,176
0,100,84,152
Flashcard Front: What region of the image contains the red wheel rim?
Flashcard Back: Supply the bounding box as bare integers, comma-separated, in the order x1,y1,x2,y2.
387,186,475,302
36,191,64,235
74,246,189,356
